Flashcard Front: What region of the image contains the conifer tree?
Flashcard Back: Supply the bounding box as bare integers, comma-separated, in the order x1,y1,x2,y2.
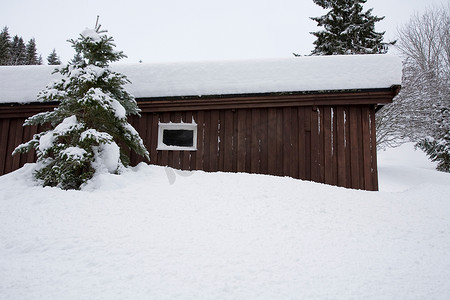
25,38,40,65
0,26,11,65
416,107,450,172
310,0,392,55
14,22,149,189
47,48,61,65
10,35,27,65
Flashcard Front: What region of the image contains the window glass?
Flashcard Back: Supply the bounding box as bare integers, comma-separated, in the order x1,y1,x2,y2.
163,129,194,147
157,122,197,151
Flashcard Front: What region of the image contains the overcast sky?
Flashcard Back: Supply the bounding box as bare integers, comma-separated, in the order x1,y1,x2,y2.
2,0,448,64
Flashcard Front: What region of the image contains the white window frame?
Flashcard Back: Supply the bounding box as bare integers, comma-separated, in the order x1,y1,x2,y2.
157,122,197,151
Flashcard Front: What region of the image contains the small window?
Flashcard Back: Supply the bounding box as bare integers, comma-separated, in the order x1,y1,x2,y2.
157,122,197,151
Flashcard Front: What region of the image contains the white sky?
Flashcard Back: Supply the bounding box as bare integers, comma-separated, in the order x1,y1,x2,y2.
1,0,448,64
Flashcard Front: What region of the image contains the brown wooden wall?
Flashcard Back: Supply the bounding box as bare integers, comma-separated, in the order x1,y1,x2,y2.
127,105,378,190
0,89,397,190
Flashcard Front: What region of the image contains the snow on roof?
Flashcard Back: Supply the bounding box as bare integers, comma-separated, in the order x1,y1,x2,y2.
0,54,402,104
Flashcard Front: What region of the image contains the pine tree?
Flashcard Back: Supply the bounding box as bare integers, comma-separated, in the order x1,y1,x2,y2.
25,38,40,65
14,23,149,190
0,26,11,65
416,107,450,172
47,48,61,65
310,0,392,55
9,35,27,65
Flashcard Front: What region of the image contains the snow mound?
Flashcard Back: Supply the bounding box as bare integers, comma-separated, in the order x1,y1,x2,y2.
0,143,449,299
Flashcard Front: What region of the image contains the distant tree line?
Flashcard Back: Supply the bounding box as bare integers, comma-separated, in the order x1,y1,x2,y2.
0,26,61,66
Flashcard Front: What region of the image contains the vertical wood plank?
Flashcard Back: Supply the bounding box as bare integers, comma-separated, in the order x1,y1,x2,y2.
290,107,299,179
349,106,360,189
5,118,19,174
275,108,283,176
151,113,159,165
298,107,306,180
0,119,10,175
304,108,311,181
156,113,163,166
209,110,219,172
370,107,379,190
310,107,319,182
203,110,211,171
318,107,325,183
331,106,338,186
336,106,347,187
251,108,260,174
282,107,291,176
245,109,252,173
267,108,277,175
141,112,152,163
323,106,333,185
259,108,268,175
141,112,150,163
361,106,373,190
217,110,225,171
195,110,205,171
232,109,238,172
344,107,352,188
237,109,247,172
223,109,234,172
143,113,152,163
357,106,364,189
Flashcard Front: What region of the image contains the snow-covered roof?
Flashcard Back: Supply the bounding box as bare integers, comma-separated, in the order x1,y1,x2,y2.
0,54,402,104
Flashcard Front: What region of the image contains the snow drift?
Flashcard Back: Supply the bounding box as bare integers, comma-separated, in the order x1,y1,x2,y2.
0,143,449,299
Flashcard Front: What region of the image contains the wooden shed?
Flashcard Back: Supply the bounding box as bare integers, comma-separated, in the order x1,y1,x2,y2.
0,55,402,190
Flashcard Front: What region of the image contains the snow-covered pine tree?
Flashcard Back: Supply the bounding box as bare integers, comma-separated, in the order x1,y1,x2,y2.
0,26,11,65
310,0,391,55
13,23,149,189
47,48,61,65
417,106,450,172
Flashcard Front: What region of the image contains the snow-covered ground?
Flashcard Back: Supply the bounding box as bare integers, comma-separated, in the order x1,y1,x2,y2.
0,143,449,299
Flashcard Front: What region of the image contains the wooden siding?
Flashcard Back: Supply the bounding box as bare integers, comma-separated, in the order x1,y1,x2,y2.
127,105,379,190
0,89,397,190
